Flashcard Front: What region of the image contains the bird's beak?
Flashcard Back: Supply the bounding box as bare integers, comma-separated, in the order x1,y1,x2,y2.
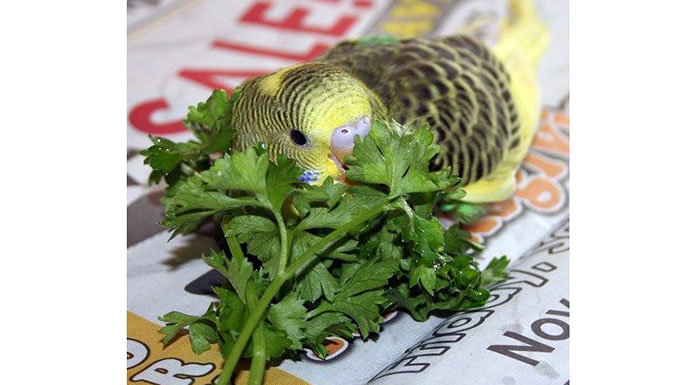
330,116,370,167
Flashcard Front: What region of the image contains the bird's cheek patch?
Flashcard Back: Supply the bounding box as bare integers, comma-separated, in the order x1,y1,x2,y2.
299,169,320,184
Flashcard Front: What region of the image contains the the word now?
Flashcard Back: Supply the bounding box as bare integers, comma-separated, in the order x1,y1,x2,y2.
487,297,569,366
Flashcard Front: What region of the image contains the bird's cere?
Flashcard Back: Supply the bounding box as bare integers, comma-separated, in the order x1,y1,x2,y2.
331,116,371,161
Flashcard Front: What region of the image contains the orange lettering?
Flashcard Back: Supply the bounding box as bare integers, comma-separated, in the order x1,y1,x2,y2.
523,152,568,180
531,122,569,159
486,197,521,220
467,217,500,236
515,176,565,213
554,112,569,131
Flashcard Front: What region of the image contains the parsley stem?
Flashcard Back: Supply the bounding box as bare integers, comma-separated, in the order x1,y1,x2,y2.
273,210,288,278
215,204,386,385
397,198,415,227
221,220,267,385
248,323,266,385
281,204,387,280
246,289,266,385
222,220,245,265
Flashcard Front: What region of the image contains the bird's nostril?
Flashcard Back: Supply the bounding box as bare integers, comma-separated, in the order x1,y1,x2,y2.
332,126,355,151
358,116,369,126
356,116,370,136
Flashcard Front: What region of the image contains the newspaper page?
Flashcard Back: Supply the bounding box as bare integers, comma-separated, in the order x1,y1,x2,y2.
127,1,569,384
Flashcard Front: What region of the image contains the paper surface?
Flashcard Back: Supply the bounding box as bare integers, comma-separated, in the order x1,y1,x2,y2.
127,1,570,384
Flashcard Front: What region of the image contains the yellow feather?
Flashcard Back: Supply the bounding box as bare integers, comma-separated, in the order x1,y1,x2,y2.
258,65,302,96
310,93,371,138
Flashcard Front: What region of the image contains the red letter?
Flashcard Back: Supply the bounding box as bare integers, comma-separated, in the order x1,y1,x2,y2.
129,99,186,135
178,69,267,92
212,40,330,61
240,2,357,37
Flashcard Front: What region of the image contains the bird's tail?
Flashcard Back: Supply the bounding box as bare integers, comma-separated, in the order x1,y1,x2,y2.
493,0,549,67
494,0,548,167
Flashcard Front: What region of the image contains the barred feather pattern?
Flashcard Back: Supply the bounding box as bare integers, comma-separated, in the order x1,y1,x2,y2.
318,35,520,184
232,63,376,171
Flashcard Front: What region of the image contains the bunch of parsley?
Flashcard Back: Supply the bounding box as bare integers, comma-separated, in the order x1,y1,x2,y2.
141,90,509,385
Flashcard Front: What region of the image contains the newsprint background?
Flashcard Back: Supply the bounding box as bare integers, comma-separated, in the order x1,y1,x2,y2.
126,1,569,384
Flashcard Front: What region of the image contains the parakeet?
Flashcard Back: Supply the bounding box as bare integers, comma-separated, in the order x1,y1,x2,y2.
231,0,548,203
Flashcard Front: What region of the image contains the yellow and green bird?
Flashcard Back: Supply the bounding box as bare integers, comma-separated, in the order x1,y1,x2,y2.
231,0,548,204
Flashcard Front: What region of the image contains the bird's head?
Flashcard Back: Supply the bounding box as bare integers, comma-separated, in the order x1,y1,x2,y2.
232,62,373,183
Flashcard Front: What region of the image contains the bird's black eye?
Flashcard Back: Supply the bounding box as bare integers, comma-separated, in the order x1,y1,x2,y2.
290,130,308,146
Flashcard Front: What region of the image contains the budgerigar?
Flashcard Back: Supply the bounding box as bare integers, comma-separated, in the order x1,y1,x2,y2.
231,0,548,204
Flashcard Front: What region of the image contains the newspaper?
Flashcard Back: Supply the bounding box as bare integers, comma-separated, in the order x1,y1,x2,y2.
127,1,570,384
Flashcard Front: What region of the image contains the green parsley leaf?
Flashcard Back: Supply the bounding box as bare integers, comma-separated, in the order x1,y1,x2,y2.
344,120,452,198
481,256,510,286
140,138,202,175
309,259,397,338
226,215,280,273
141,89,238,185
158,305,218,350
185,89,238,139
201,150,268,194
158,311,201,346
263,324,292,359
213,287,247,333
204,250,254,303
299,178,346,208
409,264,437,295
303,312,354,357
297,186,386,231
297,261,340,302
267,294,307,350
265,155,303,210
189,321,219,354
161,176,256,236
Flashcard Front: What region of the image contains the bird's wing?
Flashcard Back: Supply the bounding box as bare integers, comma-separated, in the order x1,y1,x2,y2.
318,35,520,188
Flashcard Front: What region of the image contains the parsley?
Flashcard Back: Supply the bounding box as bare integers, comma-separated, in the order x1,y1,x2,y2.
146,90,510,385
140,90,238,186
